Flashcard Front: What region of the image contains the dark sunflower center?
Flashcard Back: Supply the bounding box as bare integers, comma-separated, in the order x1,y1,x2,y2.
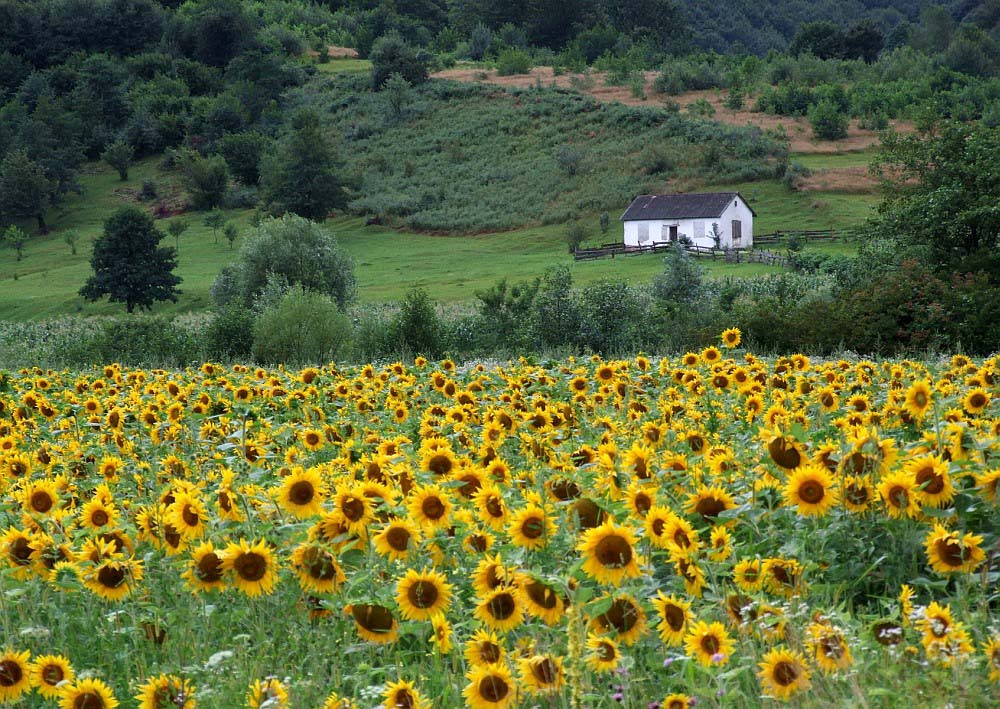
695,496,726,520
595,534,632,567
673,530,690,547
768,438,801,469
916,468,944,495
663,604,685,631
970,393,987,408
478,675,510,701
97,564,126,588
773,660,798,686
74,692,105,709
305,433,321,446
524,581,559,609
913,392,928,407
164,524,182,548
31,490,54,513
574,499,604,529
600,599,638,632
422,497,445,520
799,480,825,505
289,481,315,506
550,479,581,501
303,547,338,580
182,504,200,527
218,490,233,512
41,664,64,684
521,517,545,539
488,593,516,619
428,454,452,476
408,580,439,608
10,537,32,564
91,510,109,527
820,635,844,659
352,604,393,632
845,483,870,505
700,634,720,655
935,539,968,567
485,496,503,518
633,492,651,513
467,534,489,552
596,641,615,660
196,552,224,582
386,527,411,551
531,658,559,685
341,496,365,521
0,659,22,686
480,642,501,664
235,552,267,581
889,486,909,508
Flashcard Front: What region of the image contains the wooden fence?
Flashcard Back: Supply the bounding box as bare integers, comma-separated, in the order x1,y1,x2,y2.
573,227,856,262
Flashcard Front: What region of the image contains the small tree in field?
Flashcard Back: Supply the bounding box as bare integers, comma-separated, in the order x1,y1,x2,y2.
599,211,610,236
2,225,28,261
224,222,238,250
64,229,80,256
80,206,182,313
204,210,225,244
101,140,134,181
167,219,189,252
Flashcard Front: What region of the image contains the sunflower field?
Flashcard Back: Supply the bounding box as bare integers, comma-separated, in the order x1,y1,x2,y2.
1,331,999,708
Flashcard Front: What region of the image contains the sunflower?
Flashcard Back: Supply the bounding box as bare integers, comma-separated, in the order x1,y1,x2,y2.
685,485,735,522
299,427,325,451
59,678,119,709
0,649,31,704
182,541,226,593
373,519,420,561
708,525,732,561
653,592,691,646
396,567,453,621
29,654,74,699
246,678,288,708
982,637,1000,682
135,674,196,709
877,470,920,519
222,539,278,597
924,524,986,574
518,654,565,695
383,679,430,709
662,515,700,557
2,526,36,579
583,633,621,674
21,479,59,517
81,558,143,602
322,692,355,709
517,573,566,625
291,542,345,594
407,485,453,530
806,622,853,674
963,387,991,415
720,328,741,348
758,646,811,701
80,498,119,531
591,594,647,646
465,629,506,667
506,503,551,550
762,558,803,598
166,491,207,540
905,454,955,508
684,621,734,667
976,468,1000,501
842,475,874,513
277,467,325,519
903,379,933,420
675,556,707,597
463,663,517,709
345,603,398,644
471,554,514,597
643,505,675,549
762,428,808,472
783,464,839,516
661,695,691,709
475,587,524,632
577,521,643,586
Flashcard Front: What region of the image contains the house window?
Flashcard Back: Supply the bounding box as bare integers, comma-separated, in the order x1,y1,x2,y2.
637,223,649,242
693,222,705,240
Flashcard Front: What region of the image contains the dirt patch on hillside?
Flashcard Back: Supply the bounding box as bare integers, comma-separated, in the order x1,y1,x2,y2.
308,45,360,59
433,66,911,154
798,166,881,193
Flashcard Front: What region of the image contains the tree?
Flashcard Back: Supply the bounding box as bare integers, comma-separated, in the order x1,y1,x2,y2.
393,287,442,357
369,32,430,90
64,229,80,256
2,225,28,261
790,21,845,59
203,210,225,244
808,99,848,141
260,109,349,221
80,206,182,313
0,150,52,233
213,214,356,309
599,211,610,235
382,73,413,120
224,222,238,250
565,222,587,253
869,121,1000,277
167,219,189,252
215,131,270,185
182,154,229,211
101,140,134,181
653,242,704,307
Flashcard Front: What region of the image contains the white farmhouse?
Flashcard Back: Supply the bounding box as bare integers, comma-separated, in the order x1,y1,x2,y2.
620,192,754,250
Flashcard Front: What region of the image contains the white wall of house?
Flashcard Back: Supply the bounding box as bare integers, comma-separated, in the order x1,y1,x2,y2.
623,198,754,249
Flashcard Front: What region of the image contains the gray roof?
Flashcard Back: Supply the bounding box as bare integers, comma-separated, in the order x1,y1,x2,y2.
620,192,755,221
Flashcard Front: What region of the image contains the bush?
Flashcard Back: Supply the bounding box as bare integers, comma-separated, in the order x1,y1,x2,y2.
565,222,587,253
496,47,533,77
808,99,849,140
215,131,270,185
653,244,705,307
181,153,230,210
578,280,650,354
393,287,442,357
214,214,356,309
370,32,430,90
531,265,580,349
252,287,352,365
206,303,255,360
91,316,202,367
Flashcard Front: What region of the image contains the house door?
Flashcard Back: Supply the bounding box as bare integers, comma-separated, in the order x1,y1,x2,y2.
732,220,742,246
669,225,678,242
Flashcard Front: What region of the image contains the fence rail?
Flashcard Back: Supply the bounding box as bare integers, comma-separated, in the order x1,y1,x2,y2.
573,228,857,261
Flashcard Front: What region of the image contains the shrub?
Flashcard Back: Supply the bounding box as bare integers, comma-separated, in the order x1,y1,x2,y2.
653,244,705,307
393,287,442,357
91,316,202,367
808,99,849,140
468,25,491,61
555,145,585,176
252,287,352,365
578,280,650,354
565,222,587,253
370,32,430,90
496,48,533,77
531,265,580,349
206,303,255,360
181,153,230,210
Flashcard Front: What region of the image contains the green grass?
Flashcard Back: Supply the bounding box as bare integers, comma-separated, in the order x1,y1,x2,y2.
790,150,876,170
313,58,372,75
0,157,875,321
